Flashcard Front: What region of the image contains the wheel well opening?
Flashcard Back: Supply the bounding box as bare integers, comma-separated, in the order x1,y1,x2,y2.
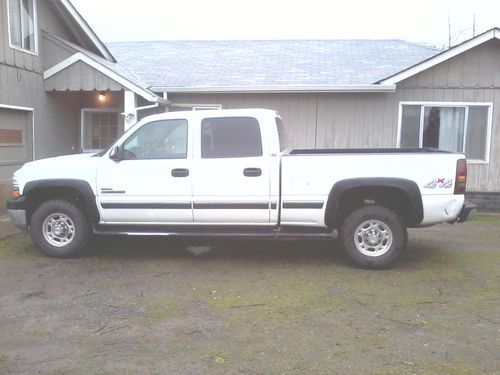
25,187,87,225
327,186,417,228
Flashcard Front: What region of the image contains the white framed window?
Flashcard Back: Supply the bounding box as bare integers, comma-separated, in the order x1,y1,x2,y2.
397,102,493,163
81,108,119,153
7,0,38,55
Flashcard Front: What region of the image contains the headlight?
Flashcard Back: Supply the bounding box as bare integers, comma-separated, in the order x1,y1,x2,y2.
9,178,20,199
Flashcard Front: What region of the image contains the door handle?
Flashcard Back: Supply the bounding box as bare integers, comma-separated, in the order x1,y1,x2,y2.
243,168,262,177
171,168,189,177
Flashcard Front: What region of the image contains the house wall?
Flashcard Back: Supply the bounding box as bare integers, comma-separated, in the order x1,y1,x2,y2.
0,0,117,211
169,92,398,150
396,39,500,194
169,40,499,195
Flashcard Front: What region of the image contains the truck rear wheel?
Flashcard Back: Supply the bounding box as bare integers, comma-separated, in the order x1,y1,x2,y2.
340,205,407,269
30,199,89,258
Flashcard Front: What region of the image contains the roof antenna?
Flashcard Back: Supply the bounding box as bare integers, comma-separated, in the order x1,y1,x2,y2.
472,14,476,37
448,16,452,49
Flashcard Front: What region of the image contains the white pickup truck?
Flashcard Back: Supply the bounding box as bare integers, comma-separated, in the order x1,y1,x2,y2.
7,109,475,268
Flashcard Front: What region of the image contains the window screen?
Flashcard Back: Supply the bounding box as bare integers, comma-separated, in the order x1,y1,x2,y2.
201,117,262,158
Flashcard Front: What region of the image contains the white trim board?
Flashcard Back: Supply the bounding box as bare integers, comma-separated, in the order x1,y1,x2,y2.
396,101,493,164
0,103,35,160
152,84,396,94
380,28,500,85
58,0,114,62
43,52,164,104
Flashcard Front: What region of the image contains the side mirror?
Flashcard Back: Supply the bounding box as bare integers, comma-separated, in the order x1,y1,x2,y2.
109,146,122,161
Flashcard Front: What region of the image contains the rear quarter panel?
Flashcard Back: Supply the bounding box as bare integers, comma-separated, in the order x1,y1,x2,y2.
280,153,465,227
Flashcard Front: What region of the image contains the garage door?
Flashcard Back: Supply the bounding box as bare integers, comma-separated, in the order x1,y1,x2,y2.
0,107,33,182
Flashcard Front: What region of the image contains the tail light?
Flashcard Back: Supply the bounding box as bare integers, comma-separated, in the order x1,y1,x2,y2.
454,159,467,195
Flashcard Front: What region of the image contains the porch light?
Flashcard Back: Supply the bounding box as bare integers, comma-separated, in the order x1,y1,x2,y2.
98,92,106,103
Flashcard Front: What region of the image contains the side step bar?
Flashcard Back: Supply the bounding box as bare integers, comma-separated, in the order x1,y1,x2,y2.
93,224,336,239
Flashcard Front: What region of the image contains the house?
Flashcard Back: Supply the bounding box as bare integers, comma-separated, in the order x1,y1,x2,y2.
0,0,166,211
0,0,498,211
108,33,500,208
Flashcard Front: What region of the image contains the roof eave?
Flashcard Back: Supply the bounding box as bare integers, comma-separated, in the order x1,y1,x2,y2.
378,27,500,85
58,0,115,62
155,84,396,94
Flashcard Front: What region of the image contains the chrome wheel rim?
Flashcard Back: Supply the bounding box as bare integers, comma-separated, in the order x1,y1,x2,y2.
354,219,392,257
42,213,75,247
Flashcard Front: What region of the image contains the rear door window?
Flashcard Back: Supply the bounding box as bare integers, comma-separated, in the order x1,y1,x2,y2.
201,117,262,158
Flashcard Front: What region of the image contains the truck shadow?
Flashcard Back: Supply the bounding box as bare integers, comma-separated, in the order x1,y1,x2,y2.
85,235,443,269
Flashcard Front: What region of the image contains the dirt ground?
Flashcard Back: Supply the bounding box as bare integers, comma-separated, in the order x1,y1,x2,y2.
0,216,498,375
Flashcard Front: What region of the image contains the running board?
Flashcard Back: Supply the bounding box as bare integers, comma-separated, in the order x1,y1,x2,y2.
93,224,336,239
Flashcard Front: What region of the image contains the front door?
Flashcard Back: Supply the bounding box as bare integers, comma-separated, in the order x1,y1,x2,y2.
96,118,193,224
192,116,272,224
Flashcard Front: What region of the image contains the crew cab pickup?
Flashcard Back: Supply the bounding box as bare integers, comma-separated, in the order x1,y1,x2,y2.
6,109,475,268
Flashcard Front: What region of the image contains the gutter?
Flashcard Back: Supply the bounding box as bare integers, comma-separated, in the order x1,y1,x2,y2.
152,84,397,94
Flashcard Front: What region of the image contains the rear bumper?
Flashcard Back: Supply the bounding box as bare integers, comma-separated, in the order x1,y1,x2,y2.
6,197,27,230
457,201,476,223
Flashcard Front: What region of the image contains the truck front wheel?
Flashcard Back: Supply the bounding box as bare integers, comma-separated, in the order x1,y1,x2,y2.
30,199,89,258
340,205,407,268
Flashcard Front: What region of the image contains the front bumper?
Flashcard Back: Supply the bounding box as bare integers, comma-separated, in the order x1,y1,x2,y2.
6,197,27,230
457,201,476,223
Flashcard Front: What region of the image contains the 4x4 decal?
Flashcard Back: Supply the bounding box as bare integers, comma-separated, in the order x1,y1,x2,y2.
423,178,453,189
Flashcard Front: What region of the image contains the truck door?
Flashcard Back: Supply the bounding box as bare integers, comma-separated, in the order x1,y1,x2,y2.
96,118,193,224
191,116,273,224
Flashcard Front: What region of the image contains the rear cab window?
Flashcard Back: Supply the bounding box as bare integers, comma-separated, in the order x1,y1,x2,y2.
201,117,262,158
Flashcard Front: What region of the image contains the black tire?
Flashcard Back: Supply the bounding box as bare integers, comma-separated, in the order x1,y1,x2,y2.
30,199,89,258
340,205,407,269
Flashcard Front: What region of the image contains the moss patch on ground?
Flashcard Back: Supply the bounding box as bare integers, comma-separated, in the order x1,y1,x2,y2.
0,235,31,259
471,213,500,224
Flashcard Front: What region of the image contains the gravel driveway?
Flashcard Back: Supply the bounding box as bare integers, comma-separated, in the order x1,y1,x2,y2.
0,216,498,374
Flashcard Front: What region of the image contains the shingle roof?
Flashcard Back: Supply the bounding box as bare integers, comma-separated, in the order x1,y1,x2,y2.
107,40,441,90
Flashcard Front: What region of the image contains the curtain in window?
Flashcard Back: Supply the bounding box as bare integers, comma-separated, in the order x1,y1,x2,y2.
438,107,465,152
423,107,464,152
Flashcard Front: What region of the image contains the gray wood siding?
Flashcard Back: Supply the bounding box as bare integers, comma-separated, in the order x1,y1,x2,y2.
0,0,117,209
170,92,398,151
41,33,74,70
44,61,126,91
1,0,92,74
398,40,500,89
396,39,500,193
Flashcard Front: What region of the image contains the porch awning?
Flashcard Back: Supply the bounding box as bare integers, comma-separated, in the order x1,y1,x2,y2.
43,52,165,104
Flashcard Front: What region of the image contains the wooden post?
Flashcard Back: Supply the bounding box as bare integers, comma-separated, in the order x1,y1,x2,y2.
123,91,137,131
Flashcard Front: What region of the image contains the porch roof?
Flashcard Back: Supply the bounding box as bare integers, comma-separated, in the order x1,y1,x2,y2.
42,34,166,104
